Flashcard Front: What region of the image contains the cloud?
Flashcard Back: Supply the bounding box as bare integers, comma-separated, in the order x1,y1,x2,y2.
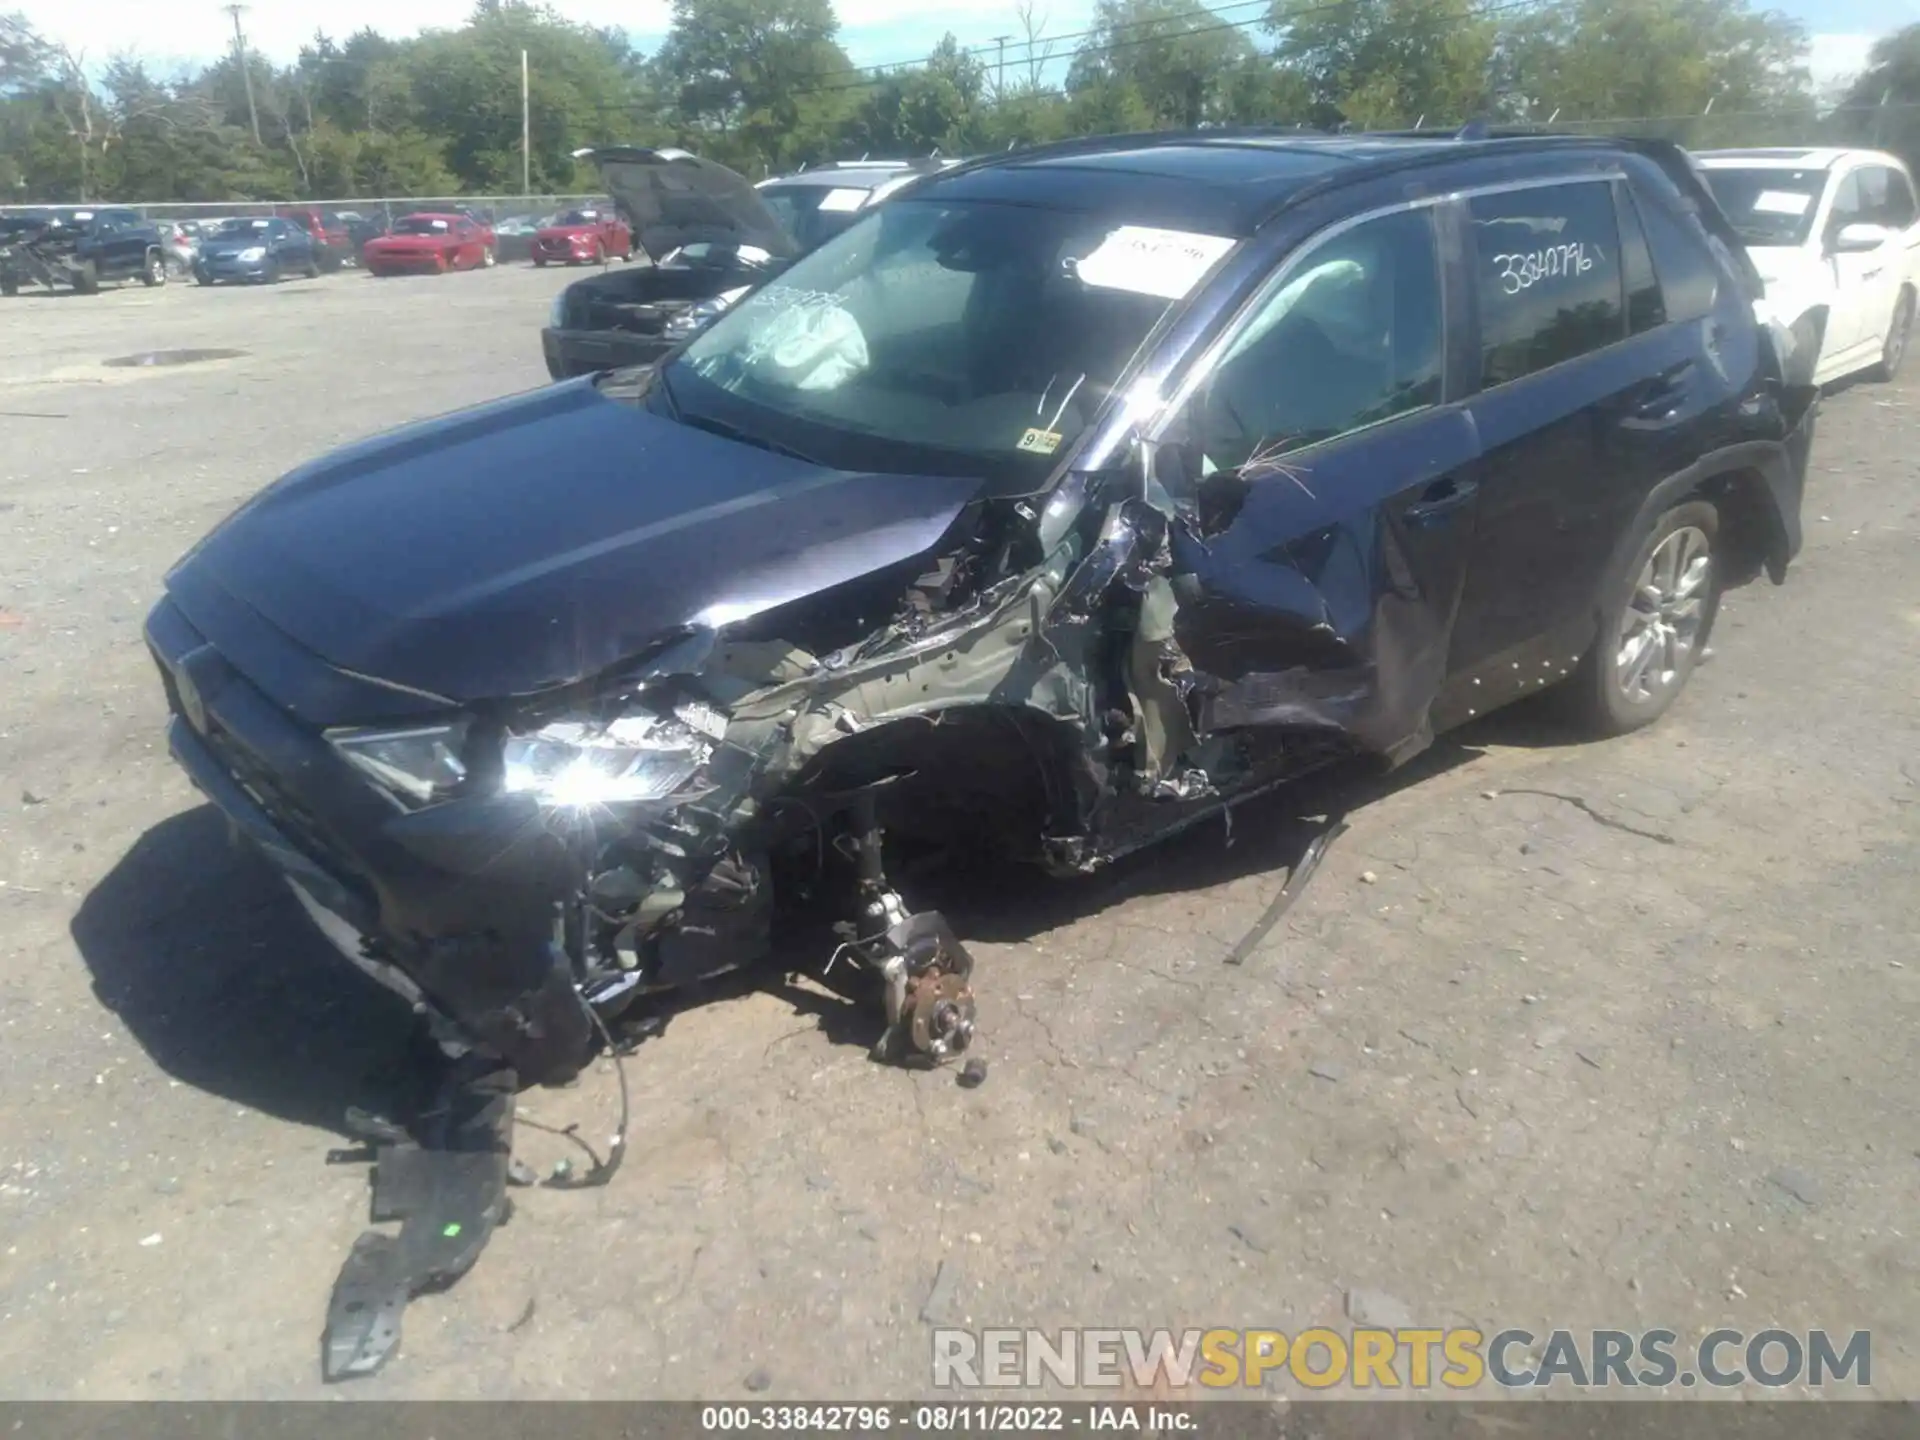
1806,31,1880,99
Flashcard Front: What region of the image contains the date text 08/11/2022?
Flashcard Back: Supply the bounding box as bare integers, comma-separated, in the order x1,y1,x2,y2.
700,1405,1192,1432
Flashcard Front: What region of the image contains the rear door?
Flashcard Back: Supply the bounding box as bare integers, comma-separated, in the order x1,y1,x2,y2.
1153,201,1483,762
1442,174,1708,716
95,210,144,277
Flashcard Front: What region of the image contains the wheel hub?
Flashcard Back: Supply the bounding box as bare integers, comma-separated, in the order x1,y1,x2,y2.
1616,525,1711,705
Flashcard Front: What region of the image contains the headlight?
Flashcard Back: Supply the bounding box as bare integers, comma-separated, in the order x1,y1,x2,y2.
664,287,750,340
236,246,266,262
328,723,469,805
503,712,709,808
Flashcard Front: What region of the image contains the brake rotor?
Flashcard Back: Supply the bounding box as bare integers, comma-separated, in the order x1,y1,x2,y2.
907,971,975,1059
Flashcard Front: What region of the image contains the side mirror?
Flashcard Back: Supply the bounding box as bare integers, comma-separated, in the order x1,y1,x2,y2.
1830,222,1892,255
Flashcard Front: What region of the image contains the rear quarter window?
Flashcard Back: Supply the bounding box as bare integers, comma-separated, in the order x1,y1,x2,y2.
1469,181,1625,387
1631,178,1720,324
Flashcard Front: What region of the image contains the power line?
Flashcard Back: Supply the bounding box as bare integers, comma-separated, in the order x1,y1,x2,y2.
779,0,1541,104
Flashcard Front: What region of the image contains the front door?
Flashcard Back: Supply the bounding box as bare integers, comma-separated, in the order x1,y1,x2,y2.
1155,202,1483,763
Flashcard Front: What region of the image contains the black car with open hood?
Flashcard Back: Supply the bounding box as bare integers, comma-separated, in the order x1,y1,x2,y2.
148,127,1813,1383
541,149,951,379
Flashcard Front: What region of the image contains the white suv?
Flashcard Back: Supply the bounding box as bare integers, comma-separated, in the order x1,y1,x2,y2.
1697,148,1918,385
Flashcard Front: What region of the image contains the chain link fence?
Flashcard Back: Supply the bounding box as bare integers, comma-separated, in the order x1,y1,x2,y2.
123,194,606,225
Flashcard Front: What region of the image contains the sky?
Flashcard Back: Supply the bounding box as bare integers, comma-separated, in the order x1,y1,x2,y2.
11,0,1913,109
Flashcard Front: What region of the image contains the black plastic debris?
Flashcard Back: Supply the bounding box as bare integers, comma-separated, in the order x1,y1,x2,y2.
320,1056,517,1382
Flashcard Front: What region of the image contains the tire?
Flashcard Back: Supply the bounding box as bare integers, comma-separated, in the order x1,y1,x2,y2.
71,261,99,294
1,277,18,297
534,254,547,268
265,261,282,285
1870,288,1913,384
194,272,213,287
304,255,320,279
1566,500,1720,737
140,249,167,287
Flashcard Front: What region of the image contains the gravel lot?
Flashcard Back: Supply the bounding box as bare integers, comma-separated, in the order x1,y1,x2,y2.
1,264,1916,1401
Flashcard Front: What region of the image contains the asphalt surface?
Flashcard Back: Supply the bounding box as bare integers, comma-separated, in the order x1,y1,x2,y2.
0,263,1916,1402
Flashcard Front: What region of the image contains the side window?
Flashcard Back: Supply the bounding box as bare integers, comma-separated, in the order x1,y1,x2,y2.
1188,207,1443,469
1884,169,1919,228
1861,167,1915,229
1616,183,1666,335
1470,182,1623,387
1825,172,1864,240
1634,182,1719,323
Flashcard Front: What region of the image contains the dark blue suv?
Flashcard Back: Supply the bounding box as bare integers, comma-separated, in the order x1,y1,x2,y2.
147,128,1812,1091
144,126,1814,1381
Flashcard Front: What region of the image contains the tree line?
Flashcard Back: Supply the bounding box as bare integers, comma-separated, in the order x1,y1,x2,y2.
0,0,1915,205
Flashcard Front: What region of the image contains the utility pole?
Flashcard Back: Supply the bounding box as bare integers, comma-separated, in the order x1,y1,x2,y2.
223,3,262,146
521,49,531,196
993,35,1009,102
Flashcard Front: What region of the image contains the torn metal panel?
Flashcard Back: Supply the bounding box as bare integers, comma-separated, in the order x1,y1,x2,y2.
1158,407,1483,766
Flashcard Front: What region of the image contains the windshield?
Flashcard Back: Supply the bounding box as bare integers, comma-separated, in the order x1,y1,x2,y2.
1703,167,1827,247
393,216,452,235
755,185,859,252
660,198,1233,480
557,210,602,226
214,219,272,238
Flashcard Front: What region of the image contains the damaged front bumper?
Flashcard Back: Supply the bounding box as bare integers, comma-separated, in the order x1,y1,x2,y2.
149,597,613,1085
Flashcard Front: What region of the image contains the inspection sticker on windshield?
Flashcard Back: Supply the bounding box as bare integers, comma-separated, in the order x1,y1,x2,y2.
818,188,869,213
1017,427,1063,455
1752,190,1812,216
1075,226,1235,300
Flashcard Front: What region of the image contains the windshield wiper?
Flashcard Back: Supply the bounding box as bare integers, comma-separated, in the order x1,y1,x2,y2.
674,409,829,466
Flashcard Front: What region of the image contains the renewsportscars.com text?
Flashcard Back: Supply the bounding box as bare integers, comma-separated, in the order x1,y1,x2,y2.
932,1327,1872,1391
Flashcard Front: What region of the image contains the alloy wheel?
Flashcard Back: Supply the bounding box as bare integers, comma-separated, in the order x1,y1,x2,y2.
1616,525,1712,705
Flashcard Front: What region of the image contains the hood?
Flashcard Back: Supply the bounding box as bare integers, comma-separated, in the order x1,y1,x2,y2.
370,232,454,249
200,235,275,256
165,381,984,707
577,146,799,264
1742,245,1801,284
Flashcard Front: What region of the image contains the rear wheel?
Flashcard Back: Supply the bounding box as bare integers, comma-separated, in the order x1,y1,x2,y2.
304,253,320,279
1870,288,1913,383
71,261,99,294
534,254,547,268
141,248,167,287
1567,500,1720,736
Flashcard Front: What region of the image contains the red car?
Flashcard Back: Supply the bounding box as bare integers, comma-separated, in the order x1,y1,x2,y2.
273,206,354,270
361,213,497,277
533,206,633,265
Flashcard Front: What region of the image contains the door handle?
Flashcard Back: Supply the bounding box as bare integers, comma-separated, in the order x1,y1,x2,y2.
1633,361,1695,419
1404,475,1478,528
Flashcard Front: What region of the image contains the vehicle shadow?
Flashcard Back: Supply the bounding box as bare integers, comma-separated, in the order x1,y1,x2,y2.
71,700,1579,1107
69,805,424,1137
